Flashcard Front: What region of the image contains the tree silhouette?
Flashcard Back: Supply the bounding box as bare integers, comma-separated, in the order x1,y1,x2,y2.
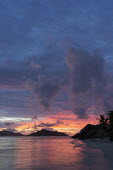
97,114,109,129
107,111,113,130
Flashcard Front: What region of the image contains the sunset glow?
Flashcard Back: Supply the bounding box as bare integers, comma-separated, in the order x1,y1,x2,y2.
0,111,98,136
0,0,113,137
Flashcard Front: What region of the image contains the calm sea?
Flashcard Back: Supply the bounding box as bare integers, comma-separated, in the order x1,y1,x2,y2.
0,136,112,170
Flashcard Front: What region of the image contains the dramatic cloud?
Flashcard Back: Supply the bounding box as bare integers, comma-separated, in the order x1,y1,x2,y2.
38,119,64,128
1,0,113,131
25,45,113,119
38,122,55,127
5,122,15,126
27,49,67,110
65,46,113,118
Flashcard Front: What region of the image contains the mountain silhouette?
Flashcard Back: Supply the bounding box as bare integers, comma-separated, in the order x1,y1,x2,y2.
28,129,68,136
0,130,23,136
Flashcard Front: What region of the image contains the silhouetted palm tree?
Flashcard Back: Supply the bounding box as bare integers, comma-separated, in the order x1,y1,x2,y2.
107,111,113,141
107,111,113,129
97,114,109,129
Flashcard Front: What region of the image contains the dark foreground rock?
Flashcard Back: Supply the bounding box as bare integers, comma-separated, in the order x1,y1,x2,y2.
28,129,68,136
72,124,110,139
0,130,23,136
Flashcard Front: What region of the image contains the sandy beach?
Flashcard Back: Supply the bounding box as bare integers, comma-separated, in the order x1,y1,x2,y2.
72,138,113,170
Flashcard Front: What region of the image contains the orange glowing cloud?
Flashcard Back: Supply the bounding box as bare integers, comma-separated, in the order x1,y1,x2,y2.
14,111,98,136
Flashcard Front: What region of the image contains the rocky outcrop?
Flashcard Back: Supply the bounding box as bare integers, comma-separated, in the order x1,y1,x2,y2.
72,124,109,139
28,129,68,136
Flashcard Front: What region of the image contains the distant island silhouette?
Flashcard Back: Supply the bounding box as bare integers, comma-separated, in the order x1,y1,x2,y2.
28,129,68,136
0,129,68,137
0,130,23,136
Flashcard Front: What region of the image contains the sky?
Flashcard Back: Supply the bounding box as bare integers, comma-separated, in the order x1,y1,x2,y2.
0,0,113,135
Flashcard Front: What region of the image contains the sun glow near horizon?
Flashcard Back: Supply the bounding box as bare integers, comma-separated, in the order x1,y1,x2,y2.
0,112,98,136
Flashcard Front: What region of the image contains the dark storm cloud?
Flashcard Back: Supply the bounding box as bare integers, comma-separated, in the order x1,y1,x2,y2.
27,49,67,109
33,80,63,109
1,43,113,120
25,44,113,119
65,46,113,118
66,48,105,93
66,47,105,118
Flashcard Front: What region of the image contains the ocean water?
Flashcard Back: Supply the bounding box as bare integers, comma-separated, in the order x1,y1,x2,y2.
0,136,113,170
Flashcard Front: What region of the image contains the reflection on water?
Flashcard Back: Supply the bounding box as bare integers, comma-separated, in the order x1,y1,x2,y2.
0,137,112,170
